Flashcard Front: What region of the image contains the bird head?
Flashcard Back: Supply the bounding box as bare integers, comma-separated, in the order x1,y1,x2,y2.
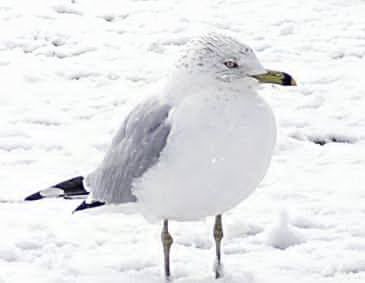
176,33,296,87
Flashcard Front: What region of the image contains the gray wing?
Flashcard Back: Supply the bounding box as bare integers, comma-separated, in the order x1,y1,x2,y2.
86,98,172,204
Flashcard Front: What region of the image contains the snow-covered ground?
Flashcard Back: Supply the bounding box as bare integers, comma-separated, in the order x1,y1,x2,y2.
1,0,365,282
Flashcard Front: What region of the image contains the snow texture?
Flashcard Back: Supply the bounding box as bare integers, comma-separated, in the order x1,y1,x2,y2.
1,0,365,282
265,210,304,249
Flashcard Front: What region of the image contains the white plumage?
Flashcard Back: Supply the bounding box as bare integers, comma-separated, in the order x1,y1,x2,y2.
85,33,278,222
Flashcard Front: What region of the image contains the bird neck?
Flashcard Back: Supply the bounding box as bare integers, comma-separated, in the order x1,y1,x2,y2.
162,70,258,107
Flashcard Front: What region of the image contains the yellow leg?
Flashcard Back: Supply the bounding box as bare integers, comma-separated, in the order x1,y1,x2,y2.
161,219,173,280
213,214,224,279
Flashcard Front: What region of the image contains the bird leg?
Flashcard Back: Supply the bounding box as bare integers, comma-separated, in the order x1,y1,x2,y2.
161,219,173,280
213,214,224,279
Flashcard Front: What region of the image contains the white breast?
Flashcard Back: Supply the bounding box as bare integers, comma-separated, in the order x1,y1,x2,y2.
133,87,276,221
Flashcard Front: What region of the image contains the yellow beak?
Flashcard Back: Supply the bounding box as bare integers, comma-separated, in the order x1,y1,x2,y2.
251,70,297,86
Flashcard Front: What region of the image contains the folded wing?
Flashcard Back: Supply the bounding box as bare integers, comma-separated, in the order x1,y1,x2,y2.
86,98,172,204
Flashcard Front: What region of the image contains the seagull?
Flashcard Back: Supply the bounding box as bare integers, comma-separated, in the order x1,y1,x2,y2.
25,33,296,280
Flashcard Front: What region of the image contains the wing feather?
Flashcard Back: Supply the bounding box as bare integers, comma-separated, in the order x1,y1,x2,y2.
86,98,172,203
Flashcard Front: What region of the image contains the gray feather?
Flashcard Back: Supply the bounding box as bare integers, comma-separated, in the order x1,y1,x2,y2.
86,98,172,203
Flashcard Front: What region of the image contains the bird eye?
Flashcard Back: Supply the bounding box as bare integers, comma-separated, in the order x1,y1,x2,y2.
224,60,239,69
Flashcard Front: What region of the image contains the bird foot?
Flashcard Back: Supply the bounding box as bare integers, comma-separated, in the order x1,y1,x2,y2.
165,275,173,282
213,260,224,279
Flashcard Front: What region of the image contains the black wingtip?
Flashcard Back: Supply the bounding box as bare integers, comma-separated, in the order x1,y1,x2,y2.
24,192,43,201
72,200,105,214
24,176,89,202
54,176,88,197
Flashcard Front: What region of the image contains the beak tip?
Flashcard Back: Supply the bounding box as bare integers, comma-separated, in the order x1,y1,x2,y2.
283,72,297,86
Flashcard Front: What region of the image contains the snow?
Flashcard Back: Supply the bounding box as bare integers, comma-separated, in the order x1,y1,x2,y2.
1,0,365,282
265,210,304,249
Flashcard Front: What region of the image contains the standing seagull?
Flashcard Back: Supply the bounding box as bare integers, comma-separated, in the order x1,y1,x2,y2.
25,33,296,280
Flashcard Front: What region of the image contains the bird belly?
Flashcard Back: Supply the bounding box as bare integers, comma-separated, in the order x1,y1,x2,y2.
133,92,276,221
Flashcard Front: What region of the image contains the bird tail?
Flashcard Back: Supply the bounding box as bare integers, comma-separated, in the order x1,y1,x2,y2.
24,176,89,201
25,176,106,214
72,200,105,213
